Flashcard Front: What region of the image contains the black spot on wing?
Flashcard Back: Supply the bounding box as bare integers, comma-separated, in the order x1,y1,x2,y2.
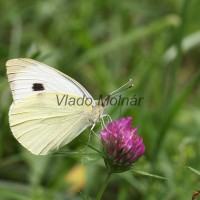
32,83,45,91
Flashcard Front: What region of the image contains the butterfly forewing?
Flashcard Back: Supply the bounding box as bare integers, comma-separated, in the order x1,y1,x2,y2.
6,58,95,105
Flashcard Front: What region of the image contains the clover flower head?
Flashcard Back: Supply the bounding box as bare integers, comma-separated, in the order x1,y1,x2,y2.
100,117,145,172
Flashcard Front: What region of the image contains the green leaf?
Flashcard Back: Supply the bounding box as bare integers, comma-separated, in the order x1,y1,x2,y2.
77,15,180,65
131,170,167,180
186,166,200,176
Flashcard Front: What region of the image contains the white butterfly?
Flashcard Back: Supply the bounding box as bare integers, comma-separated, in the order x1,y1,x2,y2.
6,58,105,155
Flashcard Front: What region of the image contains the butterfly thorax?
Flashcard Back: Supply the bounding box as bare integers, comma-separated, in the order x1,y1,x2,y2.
88,103,104,124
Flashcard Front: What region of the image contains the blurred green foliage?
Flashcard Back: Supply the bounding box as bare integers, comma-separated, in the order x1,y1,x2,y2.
0,0,200,199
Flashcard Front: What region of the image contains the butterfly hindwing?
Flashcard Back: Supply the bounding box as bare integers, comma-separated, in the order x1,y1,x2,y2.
9,92,93,155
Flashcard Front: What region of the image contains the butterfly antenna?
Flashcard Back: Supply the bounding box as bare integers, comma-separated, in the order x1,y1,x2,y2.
109,79,133,96
105,79,134,100
119,102,123,118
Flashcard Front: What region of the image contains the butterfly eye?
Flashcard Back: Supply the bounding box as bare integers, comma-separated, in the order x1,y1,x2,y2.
32,83,45,91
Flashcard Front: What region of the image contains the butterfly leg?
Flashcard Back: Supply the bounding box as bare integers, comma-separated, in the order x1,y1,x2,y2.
100,117,111,133
91,123,96,132
106,114,112,123
100,120,104,130
100,114,112,125
80,128,93,152
79,124,97,152
91,123,100,140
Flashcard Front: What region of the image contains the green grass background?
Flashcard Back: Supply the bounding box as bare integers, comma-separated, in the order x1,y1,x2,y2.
0,0,200,199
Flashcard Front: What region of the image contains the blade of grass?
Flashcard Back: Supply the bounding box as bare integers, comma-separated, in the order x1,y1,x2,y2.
162,30,200,64
77,15,180,65
153,71,200,163
152,0,193,164
186,166,200,176
165,0,192,106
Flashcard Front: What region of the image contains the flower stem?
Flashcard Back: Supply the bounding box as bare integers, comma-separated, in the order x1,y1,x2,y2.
95,172,112,200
